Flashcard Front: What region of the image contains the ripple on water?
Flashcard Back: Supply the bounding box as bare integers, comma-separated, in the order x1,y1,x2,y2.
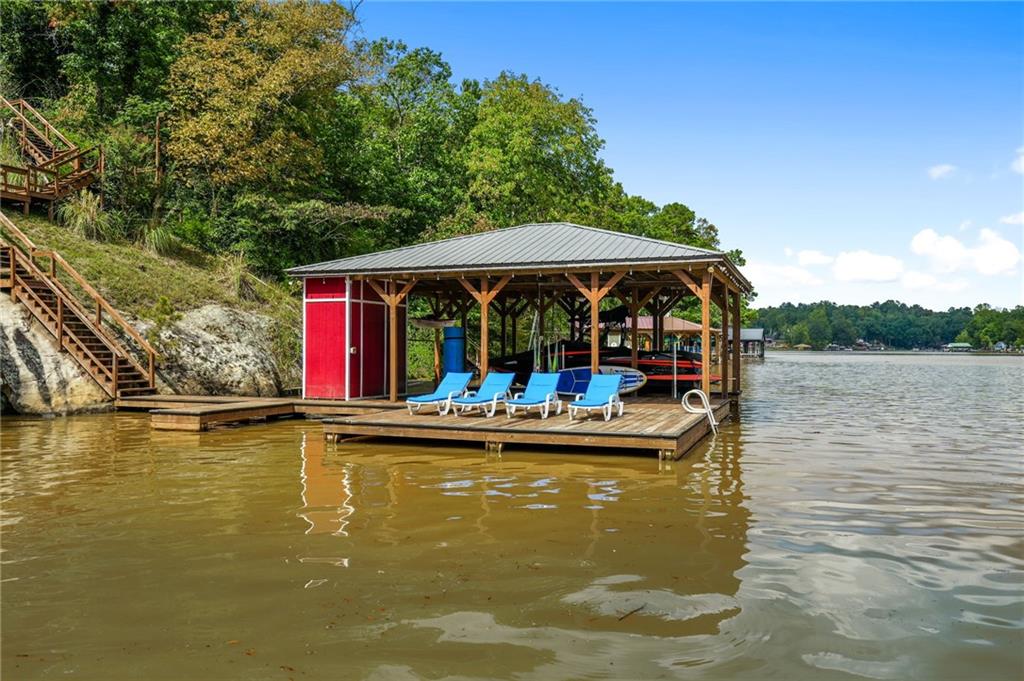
1,354,1021,680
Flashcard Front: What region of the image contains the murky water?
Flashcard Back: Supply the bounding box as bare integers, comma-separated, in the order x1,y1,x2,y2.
2,353,1022,680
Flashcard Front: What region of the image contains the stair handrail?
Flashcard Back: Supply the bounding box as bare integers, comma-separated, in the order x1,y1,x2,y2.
2,97,76,153
2,98,58,158
0,210,38,251
40,144,101,171
16,99,75,151
4,243,119,386
0,212,157,387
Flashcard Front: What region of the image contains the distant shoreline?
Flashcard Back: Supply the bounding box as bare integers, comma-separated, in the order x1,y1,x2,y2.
767,349,1022,357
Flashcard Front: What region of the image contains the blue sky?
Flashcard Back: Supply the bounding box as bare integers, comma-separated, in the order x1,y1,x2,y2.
357,2,1024,310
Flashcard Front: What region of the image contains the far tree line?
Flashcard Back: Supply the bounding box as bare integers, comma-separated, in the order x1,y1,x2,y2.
753,301,1024,350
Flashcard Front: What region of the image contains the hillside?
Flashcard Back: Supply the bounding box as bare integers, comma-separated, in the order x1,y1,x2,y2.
2,208,302,389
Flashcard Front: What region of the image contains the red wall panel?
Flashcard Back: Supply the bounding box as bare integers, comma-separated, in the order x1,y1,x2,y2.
305,277,346,299
361,302,386,397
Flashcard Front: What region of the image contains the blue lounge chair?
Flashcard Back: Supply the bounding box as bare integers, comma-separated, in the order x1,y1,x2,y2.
452,372,515,417
406,372,473,415
505,373,563,419
568,374,624,422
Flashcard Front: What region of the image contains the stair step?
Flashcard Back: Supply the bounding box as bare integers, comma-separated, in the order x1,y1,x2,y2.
117,387,156,396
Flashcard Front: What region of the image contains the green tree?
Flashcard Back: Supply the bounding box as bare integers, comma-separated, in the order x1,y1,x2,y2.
167,0,358,195
806,306,832,349
464,72,613,227
831,311,857,346
786,322,811,346
327,40,479,247
0,0,63,99
47,0,228,120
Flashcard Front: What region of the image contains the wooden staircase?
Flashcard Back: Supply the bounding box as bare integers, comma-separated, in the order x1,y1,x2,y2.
1,97,104,217
1,212,156,398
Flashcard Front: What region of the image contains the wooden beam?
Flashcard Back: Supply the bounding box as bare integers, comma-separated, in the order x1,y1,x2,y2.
731,289,742,395
701,270,711,396
672,269,702,298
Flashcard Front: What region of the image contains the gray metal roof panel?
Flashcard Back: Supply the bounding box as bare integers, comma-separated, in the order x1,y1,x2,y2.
286,222,727,277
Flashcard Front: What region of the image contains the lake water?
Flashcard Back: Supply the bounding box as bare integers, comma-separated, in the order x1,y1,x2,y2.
2,353,1022,680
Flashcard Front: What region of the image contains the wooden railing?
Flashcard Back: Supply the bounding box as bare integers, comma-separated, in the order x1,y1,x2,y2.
1,96,103,207
2,96,75,158
0,212,157,390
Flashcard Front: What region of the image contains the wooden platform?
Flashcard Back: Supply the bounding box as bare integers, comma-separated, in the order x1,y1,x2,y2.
116,394,404,432
322,397,732,459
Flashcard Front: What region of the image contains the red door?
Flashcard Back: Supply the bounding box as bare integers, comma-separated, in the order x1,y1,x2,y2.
304,278,347,399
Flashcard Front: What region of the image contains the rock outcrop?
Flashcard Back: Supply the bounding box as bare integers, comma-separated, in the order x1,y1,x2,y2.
1,299,287,416
0,296,111,415
135,304,285,398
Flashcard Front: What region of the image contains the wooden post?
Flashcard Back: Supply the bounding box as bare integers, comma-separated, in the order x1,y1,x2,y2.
367,278,419,401
566,271,625,375
732,289,742,394
480,279,490,377
630,301,639,369
700,270,712,396
148,351,155,388
719,283,730,400
458,275,512,378
590,273,600,374
57,296,64,350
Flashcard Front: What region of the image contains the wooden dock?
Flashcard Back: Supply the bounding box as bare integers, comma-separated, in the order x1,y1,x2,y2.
116,393,731,458
116,394,404,432
322,397,732,459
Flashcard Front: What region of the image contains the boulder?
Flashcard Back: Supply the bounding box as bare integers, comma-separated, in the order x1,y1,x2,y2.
134,304,284,398
0,296,111,415
1,299,286,416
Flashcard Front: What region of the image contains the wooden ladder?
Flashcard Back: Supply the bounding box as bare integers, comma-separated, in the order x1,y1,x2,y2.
1,96,104,217
0,212,157,398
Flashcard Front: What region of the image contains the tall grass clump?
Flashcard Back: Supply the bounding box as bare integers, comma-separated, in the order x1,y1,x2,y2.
57,190,119,241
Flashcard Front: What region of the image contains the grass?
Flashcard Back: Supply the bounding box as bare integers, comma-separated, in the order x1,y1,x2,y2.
3,207,303,387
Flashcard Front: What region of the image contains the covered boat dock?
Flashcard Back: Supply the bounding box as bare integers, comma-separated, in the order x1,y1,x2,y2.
286,222,753,457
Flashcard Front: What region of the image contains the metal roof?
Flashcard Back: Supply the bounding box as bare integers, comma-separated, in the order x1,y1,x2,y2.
286,222,751,290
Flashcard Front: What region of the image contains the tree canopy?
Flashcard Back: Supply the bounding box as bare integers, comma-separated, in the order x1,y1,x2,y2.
5,0,743,282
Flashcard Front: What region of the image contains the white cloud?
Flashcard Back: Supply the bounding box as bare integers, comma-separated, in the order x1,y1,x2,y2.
796,249,834,266
783,246,794,257
927,164,956,180
910,228,968,273
973,228,1021,275
910,227,1020,276
742,261,823,288
901,271,968,293
832,250,905,282
1000,212,1024,225
1012,147,1024,175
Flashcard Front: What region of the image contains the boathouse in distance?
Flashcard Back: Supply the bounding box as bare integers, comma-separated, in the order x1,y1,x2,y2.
287,222,752,405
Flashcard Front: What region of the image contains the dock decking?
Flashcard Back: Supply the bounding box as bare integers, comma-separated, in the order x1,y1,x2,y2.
116,393,731,459
116,394,403,432
322,397,732,459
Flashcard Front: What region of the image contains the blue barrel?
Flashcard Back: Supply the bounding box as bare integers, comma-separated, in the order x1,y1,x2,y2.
442,326,465,375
